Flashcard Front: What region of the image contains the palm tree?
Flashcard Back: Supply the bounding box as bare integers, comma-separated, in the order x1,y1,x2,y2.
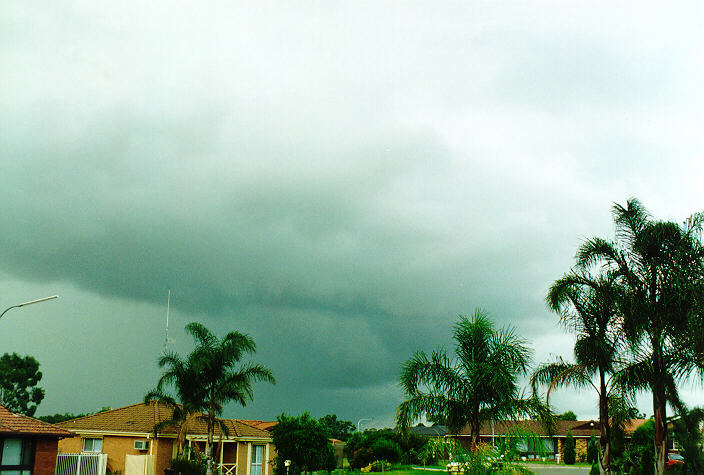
145,345,205,457
148,322,276,475
577,199,704,475
396,310,542,448
532,271,625,474
144,389,200,457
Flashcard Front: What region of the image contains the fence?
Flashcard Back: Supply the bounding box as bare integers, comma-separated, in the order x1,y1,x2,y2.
56,453,108,475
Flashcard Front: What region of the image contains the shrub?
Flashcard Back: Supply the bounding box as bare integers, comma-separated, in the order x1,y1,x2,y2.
563,431,576,465
360,460,391,472
587,435,598,465
170,457,206,475
619,419,654,474
351,447,374,470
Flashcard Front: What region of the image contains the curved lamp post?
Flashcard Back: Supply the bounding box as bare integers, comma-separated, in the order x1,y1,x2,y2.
0,295,58,321
357,418,373,432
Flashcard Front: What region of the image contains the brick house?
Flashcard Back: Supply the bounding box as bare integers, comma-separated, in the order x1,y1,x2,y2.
453,419,648,461
0,403,72,475
57,402,276,475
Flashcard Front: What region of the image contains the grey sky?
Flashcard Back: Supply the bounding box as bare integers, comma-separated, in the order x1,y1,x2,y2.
1,1,703,427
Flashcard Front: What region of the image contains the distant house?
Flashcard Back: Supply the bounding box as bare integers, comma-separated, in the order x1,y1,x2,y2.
56,402,276,475
407,423,448,438
452,419,648,460
0,403,72,475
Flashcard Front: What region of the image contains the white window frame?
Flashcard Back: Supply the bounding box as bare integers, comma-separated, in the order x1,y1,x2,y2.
82,438,103,453
250,445,263,475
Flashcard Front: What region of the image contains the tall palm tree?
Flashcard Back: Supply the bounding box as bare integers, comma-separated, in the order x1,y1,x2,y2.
532,271,625,474
396,310,541,448
577,199,704,475
148,322,275,475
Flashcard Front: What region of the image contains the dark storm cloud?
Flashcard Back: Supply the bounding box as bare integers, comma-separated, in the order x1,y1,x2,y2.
1,1,703,425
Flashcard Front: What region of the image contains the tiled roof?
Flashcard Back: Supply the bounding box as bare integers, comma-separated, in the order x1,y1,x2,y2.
408,423,449,437
239,420,277,431
0,404,72,437
454,419,649,438
56,402,272,440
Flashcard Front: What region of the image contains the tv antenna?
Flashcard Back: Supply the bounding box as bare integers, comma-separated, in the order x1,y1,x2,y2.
163,289,176,352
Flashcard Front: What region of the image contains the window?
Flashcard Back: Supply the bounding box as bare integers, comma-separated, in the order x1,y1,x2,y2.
250,445,263,475
83,438,103,453
0,438,34,475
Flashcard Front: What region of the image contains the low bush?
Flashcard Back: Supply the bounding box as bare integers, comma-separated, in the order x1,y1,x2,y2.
169,457,206,475
360,460,392,472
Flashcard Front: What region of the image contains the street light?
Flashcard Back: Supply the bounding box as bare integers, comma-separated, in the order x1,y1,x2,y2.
357,418,372,432
0,295,58,321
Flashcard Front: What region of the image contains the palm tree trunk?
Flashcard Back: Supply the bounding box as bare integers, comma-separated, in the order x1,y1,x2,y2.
206,400,215,475
653,380,667,475
598,371,610,475
471,419,481,450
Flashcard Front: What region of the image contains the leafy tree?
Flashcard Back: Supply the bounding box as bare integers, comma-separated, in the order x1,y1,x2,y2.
578,199,704,475
396,431,431,465
39,412,88,424
148,322,275,475
0,353,45,416
556,411,578,421
396,310,545,448
271,412,336,473
38,407,110,424
318,414,355,441
532,271,625,474
564,430,576,465
621,419,654,474
670,406,704,474
343,430,406,468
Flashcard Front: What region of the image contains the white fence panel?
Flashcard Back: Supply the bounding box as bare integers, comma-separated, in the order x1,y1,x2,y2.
56,453,108,475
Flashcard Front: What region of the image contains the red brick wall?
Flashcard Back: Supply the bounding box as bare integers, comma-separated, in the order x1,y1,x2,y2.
154,437,176,475
34,438,60,475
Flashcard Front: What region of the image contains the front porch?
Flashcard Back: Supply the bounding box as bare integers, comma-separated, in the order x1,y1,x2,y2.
185,436,273,475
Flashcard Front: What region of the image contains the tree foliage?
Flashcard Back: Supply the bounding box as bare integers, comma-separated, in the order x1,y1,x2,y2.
670,406,704,474
0,353,45,416
344,430,403,469
587,435,598,465
271,412,336,474
397,310,546,448
38,407,110,424
620,419,655,475
556,411,578,421
318,414,355,441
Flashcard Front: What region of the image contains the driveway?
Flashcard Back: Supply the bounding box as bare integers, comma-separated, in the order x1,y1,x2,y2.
519,463,591,475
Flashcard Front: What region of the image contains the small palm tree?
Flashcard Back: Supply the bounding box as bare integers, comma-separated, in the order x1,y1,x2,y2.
396,310,543,448
147,322,275,475
532,271,625,474
144,390,199,457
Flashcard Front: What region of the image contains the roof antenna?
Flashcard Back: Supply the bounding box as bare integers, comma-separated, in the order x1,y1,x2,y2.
164,289,176,352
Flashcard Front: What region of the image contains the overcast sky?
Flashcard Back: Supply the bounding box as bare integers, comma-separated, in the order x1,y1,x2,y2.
1,1,703,428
